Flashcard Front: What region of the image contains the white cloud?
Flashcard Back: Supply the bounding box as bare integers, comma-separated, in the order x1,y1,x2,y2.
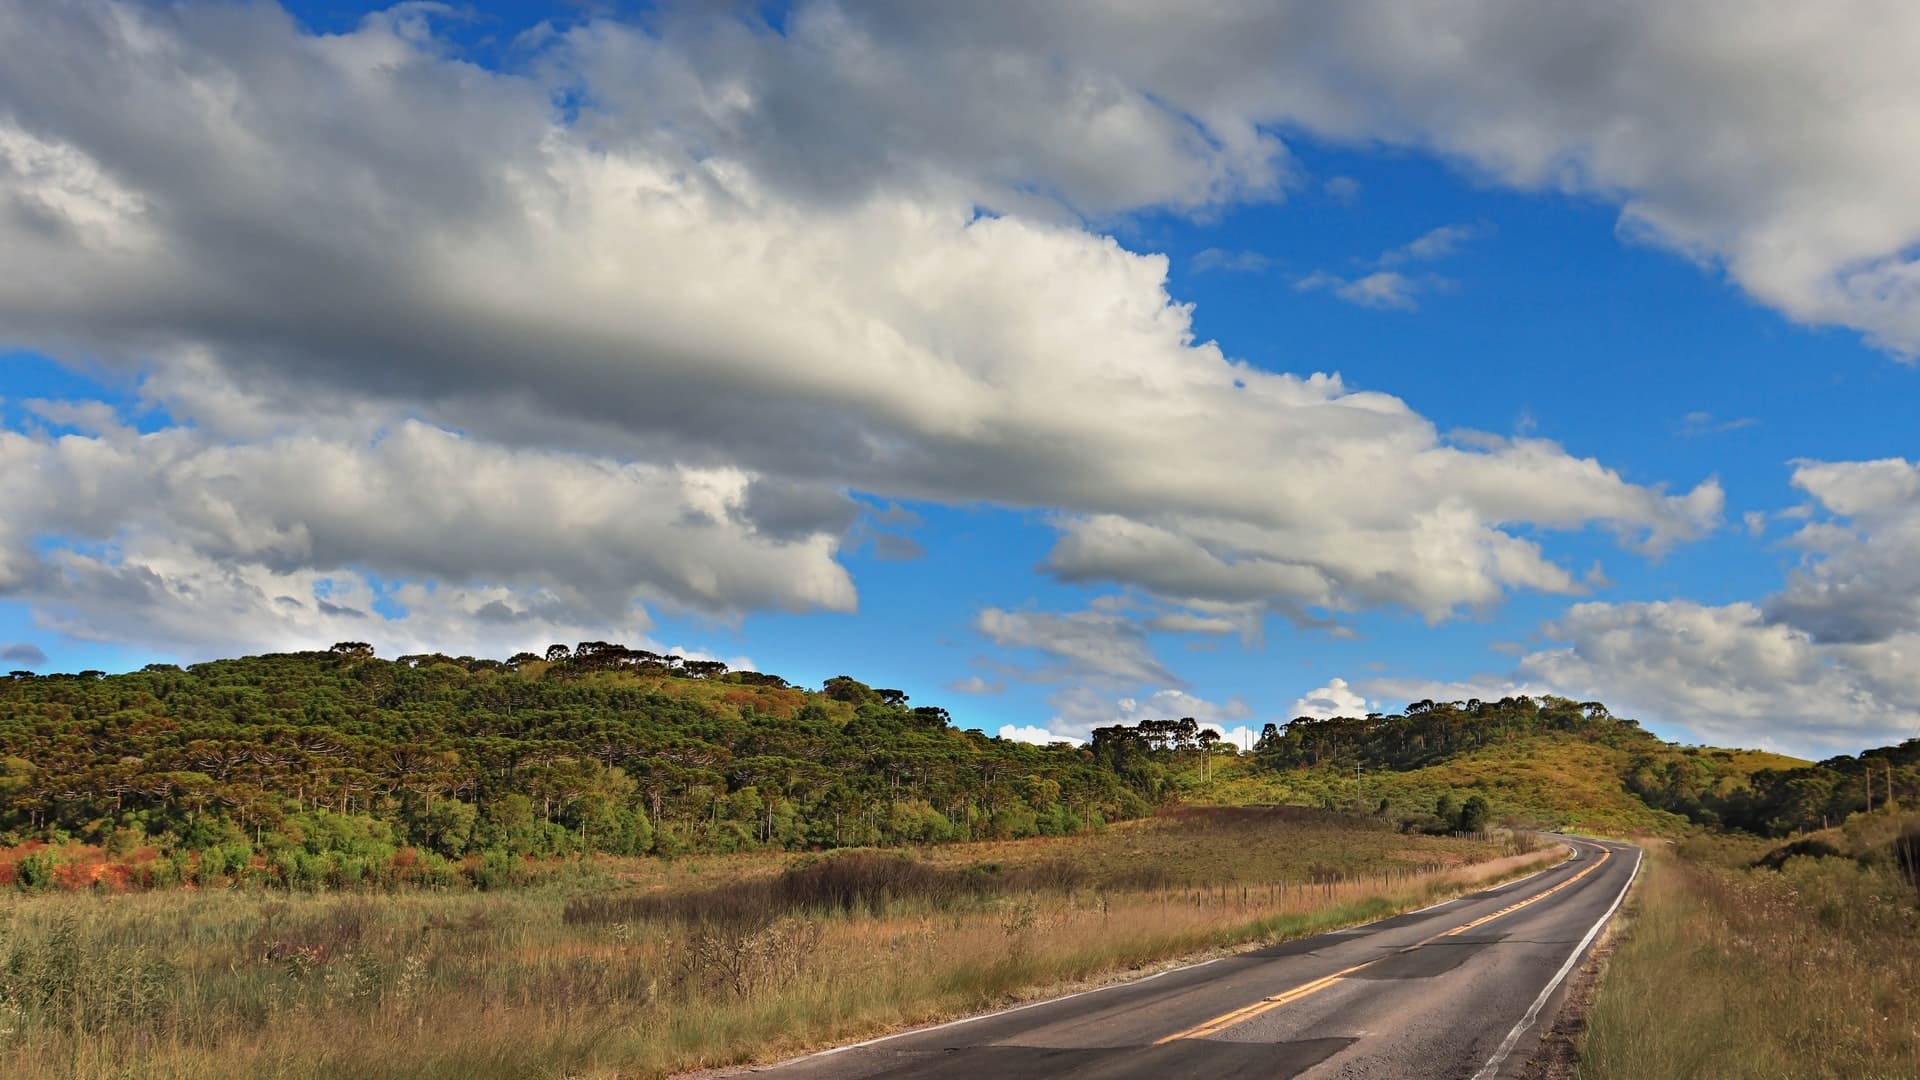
1190,247,1272,273
0,2,1733,650
1323,176,1361,205
816,1,1920,355
1042,685,1253,742
1680,411,1759,437
976,607,1176,686
997,724,1078,746
1356,675,1553,711
1517,600,1920,756
1290,677,1373,719
1764,458,1920,644
948,675,1005,695
1145,611,1245,635
0,418,853,654
1336,271,1426,311
1380,224,1485,266
1296,223,1484,311
1349,457,1920,756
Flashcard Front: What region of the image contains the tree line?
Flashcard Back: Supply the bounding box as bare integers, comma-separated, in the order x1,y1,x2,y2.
0,644,1168,888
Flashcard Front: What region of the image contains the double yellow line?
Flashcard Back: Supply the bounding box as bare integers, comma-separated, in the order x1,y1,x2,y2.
1152,848,1612,1045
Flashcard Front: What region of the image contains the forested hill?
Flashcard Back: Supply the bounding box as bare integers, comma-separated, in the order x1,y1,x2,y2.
1237,696,1916,836
1,643,1165,874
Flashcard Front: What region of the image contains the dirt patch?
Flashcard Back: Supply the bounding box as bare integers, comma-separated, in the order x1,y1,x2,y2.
1523,913,1624,1079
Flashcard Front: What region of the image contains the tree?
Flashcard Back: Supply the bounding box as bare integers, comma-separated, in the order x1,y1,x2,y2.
1456,794,1491,833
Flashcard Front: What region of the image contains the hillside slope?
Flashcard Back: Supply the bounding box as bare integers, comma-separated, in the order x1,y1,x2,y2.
1205,734,1798,834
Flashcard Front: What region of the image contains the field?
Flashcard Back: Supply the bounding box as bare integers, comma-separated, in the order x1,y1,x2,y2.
1580,812,1920,1079
0,807,1553,1079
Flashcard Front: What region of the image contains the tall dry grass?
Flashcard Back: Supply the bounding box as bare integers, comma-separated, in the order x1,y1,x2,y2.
0,814,1554,1079
1581,821,1920,1080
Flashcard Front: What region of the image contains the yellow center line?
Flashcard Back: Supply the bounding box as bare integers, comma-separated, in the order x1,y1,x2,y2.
1434,849,1610,940
1151,846,1612,1045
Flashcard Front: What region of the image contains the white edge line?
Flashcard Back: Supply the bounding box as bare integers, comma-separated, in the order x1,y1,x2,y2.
751,844,1581,1072
1470,842,1644,1080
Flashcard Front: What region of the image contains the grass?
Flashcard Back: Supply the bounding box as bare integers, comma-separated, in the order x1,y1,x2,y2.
0,807,1555,1079
1205,735,1699,834
1580,814,1920,1079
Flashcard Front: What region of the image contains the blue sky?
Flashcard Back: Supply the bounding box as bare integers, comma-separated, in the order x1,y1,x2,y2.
4,1,1920,758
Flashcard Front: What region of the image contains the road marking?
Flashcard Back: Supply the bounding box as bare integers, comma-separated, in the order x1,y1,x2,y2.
1436,850,1610,939
1149,959,1379,1044
1154,843,1608,1045
752,843,1582,1071
1470,843,1643,1080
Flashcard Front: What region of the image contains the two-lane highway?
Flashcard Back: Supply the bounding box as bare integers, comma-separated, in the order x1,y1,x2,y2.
737,837,1640,1080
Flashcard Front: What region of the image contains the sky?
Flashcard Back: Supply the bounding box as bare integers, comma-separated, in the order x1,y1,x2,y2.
2,2,1919,760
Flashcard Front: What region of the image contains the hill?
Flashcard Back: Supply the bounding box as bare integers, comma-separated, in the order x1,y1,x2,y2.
3,645,1914,891
1206,732,1806,835
1192,694,1916,839
0,643,1170,887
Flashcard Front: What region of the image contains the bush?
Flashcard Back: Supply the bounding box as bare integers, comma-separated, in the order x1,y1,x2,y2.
1456,795,1492,833
471,849,526,891
15,850,56,892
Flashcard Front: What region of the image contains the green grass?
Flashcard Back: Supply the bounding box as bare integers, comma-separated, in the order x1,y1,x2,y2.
1203,735,1695,834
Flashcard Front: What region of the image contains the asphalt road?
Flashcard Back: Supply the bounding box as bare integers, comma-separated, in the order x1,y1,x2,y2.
742,837,1640,1080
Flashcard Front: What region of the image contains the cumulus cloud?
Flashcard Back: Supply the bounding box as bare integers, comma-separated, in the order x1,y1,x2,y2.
0,2,1734,650
1356,675,1553,711
823,1,1920,355
1358,456,1920,754
1516,600,1920,756
1763,459,1920,645
1290,677,1373,719
0,418,853,654
1039,685,1255,743
997,724,1076,746
947,675,1005,695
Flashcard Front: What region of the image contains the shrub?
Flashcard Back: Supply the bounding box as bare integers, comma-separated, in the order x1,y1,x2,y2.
15,850,56,892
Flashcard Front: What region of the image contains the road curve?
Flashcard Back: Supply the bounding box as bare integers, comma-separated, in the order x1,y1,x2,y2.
736,837,1640,1080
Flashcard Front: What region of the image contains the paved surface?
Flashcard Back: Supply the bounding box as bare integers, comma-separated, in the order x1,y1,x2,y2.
741,837,1640,1080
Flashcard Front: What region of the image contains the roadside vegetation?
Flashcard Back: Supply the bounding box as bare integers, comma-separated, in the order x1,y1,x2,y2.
1581,811,1920,1079
0,807,1552,1079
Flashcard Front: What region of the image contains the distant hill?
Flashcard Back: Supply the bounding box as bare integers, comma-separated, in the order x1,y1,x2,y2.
2,647,1913,890
1192,695,1911,838
1208,732,1807,834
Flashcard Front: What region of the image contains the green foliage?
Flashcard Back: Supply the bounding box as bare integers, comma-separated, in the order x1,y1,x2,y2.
0,648,1199,889
1206,693,1915,839
1455,794,1490,833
